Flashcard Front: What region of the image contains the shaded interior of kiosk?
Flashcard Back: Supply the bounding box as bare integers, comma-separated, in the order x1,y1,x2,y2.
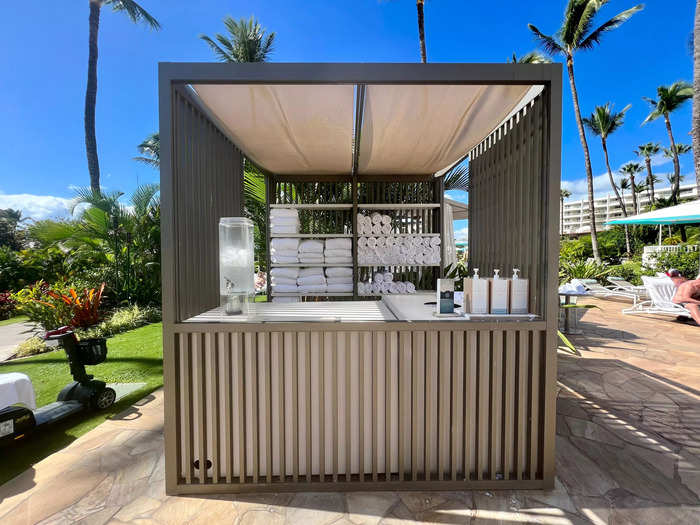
265,175,445,300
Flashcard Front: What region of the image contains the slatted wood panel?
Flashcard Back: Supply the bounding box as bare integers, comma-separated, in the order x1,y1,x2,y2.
171,87,244,321
173,326,547,491
468,94,548,316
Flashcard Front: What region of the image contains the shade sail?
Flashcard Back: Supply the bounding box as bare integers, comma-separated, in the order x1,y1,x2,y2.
358,84,531,175
192,84,355,174
606,200,700,225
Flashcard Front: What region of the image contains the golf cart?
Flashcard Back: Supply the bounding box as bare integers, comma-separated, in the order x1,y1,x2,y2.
0,326,116,445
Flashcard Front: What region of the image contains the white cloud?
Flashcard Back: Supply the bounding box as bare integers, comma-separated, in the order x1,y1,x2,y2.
454,226,469,242
0,192,72,221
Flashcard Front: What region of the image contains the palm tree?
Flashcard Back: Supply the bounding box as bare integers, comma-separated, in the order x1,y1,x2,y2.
417,0,427,63
663,143,692,161
634,142,661,204
510,51,552,64
84,1,160,193
200,16,275,63
632,181,649,213
443,165,469,191
133,132,160,167
643,81,693,203
528,0,643,263
620,162,644,214
582,103,630,212
694,0,700,197
560,188,572,235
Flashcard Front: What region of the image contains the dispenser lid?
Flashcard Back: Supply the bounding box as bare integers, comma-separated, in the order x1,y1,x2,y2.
220,217,254,227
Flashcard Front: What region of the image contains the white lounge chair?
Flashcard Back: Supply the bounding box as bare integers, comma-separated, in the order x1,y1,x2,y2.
607,276,649,301
573,278,637,301
623,275,692,317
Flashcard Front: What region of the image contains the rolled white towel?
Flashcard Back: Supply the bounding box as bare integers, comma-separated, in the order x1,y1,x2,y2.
299,267,324,277
271,238,300,252
270,208,299,218
270,277,297,286
325,267,352,277
299,239,324,253
380,225,392,236
389,282,400,294
271,284,298,293
406,282,416,294
270,267,299,279
297,274,326,286
383,271,393,282
324,249,352,258
380,282,391,294
298,284,327,293
326,238,351,251
327,283,353,293
373,272,384,283
366,237,377,249
358,237,368,248
325,256,353,264
271,255,299,263
370,283,380,295
396,282,407,294
430,236,441,247
371,212,382,225
380,214,391,226
327,276,353,285
376,237,386,248
385,236,396,247
413,252,425,264
357,282,366,295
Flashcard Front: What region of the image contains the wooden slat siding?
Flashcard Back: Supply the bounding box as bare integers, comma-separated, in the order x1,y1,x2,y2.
424,331,436,480
411,332,421,481
490,331,503,480
387,331,394,480
249,333,259,484
398,331,409,481
372,332,379,481
196,334,207,483
262,333,272,483
358,332,365,482
477,330,489,480
319,332,326,482
451,330,464,481
332,332,339,482
208,333,220,482
345,331,352,481
530,331,542,480
438,331,450,480
465,331,477,480
236,333,246,484
273,332,285,481
303,333,312,482
517,330,529,480
291,332,299,482
181,334,193,484
223,333,232,483
504,331,516,480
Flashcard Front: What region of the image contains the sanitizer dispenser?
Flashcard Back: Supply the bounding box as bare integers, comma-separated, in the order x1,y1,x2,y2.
463,268,489,314
509,268,529,314
489,269,509,314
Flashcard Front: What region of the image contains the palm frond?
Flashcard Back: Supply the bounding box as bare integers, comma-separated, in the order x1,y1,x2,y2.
562,0,599,48
106,0,160,30
512,50,552,64
578,4,643,51
443,165,470,192
199,35,234,63
130,183,161,217
527,24,564,56
244,168,266,205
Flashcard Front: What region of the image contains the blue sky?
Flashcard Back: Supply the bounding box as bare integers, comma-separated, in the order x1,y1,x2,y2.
0,0,696,240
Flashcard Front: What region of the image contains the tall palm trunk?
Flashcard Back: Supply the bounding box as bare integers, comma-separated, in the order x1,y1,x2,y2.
566,55,601,262
664,114,681,203
694,0,700,198
85,0,102,193
629,174,638,214
416,0,427,63
644,156,656,204
560,195,564,235
601,139,631,254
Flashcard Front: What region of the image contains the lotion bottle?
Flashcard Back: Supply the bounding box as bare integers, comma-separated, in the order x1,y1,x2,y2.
489,269,509,314
463,268,489,314
509,268,529,314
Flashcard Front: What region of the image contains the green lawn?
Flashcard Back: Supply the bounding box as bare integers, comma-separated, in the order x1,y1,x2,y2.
0,315,29,327
0,322,163,485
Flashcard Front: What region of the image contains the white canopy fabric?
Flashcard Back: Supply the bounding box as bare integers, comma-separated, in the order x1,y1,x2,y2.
192,84,355,174
445,197,468,220
359,84,531,175
192,83,533,176
606,200,700,225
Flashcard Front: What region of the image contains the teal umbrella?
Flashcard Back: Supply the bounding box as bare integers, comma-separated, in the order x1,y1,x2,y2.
606,199,700,225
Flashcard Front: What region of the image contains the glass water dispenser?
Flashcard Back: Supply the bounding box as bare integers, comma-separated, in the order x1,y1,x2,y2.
219,217,254,315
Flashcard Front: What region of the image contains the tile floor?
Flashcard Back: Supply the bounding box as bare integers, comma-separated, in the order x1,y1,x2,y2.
1,298,699,524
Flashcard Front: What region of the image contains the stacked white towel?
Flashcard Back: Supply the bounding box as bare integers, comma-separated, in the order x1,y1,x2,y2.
323,266,353,292
357,212,393,236
297,239,324,263
357,235,441,265
270,267,300,293
271,237,300,264
323,237,352,264
297,266,326,292
357,271,417,296
270,208,300,235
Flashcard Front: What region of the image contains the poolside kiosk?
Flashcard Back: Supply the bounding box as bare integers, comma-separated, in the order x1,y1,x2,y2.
159,62,562,494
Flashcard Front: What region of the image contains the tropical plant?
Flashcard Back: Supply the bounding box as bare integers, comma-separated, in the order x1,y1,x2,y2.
46,283,105,328
511,51,552,64
134,132,160,167
0,208,25,250
84,1,160,192
12,281,74,331
444,261,469,291
620,162,644,214
416,0,427,63
643,81,693,203
663,143,692,160
443,165,469,191
528,0,643,263
560,188,572,235
582,102,631,253
634,142,661,204
0,292,16,320
646,247,699,278
200,16,275,63
695,1,700,198
559,258,612,284
632,181,649,212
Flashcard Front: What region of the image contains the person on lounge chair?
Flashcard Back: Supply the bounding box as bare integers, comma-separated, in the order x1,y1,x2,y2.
667,269,700,326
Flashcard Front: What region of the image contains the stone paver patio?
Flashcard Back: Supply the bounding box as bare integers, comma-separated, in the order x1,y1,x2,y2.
1,297,699,524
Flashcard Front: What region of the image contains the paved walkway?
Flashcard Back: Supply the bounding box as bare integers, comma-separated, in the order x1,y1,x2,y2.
0,298,699,524
0,320,36,362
